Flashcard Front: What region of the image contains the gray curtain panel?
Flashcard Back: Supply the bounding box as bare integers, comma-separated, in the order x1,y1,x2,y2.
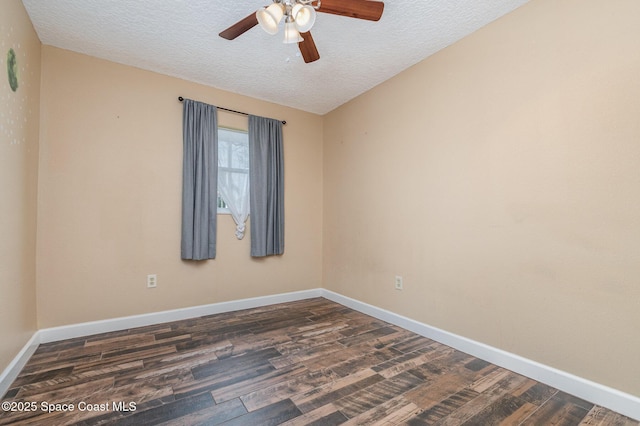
249,115,284,257
181,99,218,260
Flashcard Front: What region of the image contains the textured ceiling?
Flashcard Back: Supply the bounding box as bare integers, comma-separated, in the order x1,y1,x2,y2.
22,0,529,115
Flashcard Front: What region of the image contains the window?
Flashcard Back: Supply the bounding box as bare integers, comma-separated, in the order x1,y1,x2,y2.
217,127,249,214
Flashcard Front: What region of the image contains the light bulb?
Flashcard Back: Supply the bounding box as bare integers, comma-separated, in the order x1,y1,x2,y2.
283,19,303,43
292,4,316,33
257,3,285,35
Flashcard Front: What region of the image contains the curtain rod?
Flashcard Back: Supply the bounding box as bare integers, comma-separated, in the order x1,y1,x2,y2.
178,97,286,125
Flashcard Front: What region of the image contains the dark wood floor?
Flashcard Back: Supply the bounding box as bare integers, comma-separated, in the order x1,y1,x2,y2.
0,298,637,425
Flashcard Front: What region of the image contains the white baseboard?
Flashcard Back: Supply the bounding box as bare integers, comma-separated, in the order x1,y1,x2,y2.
0,332,40,398
2,288,638,420
39,289,323,343
320,289,640,421
1,289,321,395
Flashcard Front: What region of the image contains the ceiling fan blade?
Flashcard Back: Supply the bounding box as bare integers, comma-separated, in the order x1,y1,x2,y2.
219,12,259,40
315,0,384,21
299,31,320,63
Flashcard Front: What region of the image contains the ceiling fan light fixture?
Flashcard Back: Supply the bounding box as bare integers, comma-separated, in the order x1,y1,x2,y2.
283,19,303,44
256,3,284,35
292,4,316,33
221,0,384,64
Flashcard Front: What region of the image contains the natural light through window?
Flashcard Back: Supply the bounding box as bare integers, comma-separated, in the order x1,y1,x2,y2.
217,127,251,239
218,127,249,212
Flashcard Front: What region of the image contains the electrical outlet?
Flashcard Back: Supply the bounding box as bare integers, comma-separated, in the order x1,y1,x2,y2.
147,274,157,288
394,275,403,290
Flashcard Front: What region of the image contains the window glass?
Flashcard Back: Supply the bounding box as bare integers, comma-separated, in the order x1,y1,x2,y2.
217,127,249,213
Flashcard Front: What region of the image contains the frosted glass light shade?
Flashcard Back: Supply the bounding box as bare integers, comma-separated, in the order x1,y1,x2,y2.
292,4,316,33
283,20,303,43
257,3,284,35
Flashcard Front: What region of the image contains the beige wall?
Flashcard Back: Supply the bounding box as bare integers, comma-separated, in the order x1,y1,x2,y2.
37,46,323,327
323,0,640,396
0,1,40,372
5,0,639,402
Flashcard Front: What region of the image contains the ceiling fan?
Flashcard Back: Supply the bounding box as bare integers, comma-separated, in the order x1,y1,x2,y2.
219,0,384,63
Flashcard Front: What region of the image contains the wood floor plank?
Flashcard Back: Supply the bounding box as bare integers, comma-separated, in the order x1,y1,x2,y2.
404,361,482,409
279,403,347,426
285,321,350,341
333,371,425,418
304,410,350,426
9,365,75,389
83,332,156,349
407,348,477,381
303,343,401,376
220,331,291,358
374,345,454,379
32,337,85,354
0,376,117,425
406,387,481,425
0,298,636,425
337,326,398,347
435,372,531,425
115,391,215,425
217,398,302,426
342,395,420,425
190,347,281,381
158,397,247,426
580,406,640,426
248,314,314,335
270,342,346,369
517,381,558,405
212,364,308,404
520,394,591,426
232,368,337,411
349,327,417,352
173,363,276,400
16,360,143,398
461,393,528,425
83,344,178,369
113,366,193,394
336,317,390,338
275,329,350,356
133,344,224,374
498,401,541,425
389,333,437,354
291,368,385,414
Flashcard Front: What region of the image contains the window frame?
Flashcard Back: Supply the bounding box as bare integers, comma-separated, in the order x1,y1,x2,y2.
217,126,250,215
